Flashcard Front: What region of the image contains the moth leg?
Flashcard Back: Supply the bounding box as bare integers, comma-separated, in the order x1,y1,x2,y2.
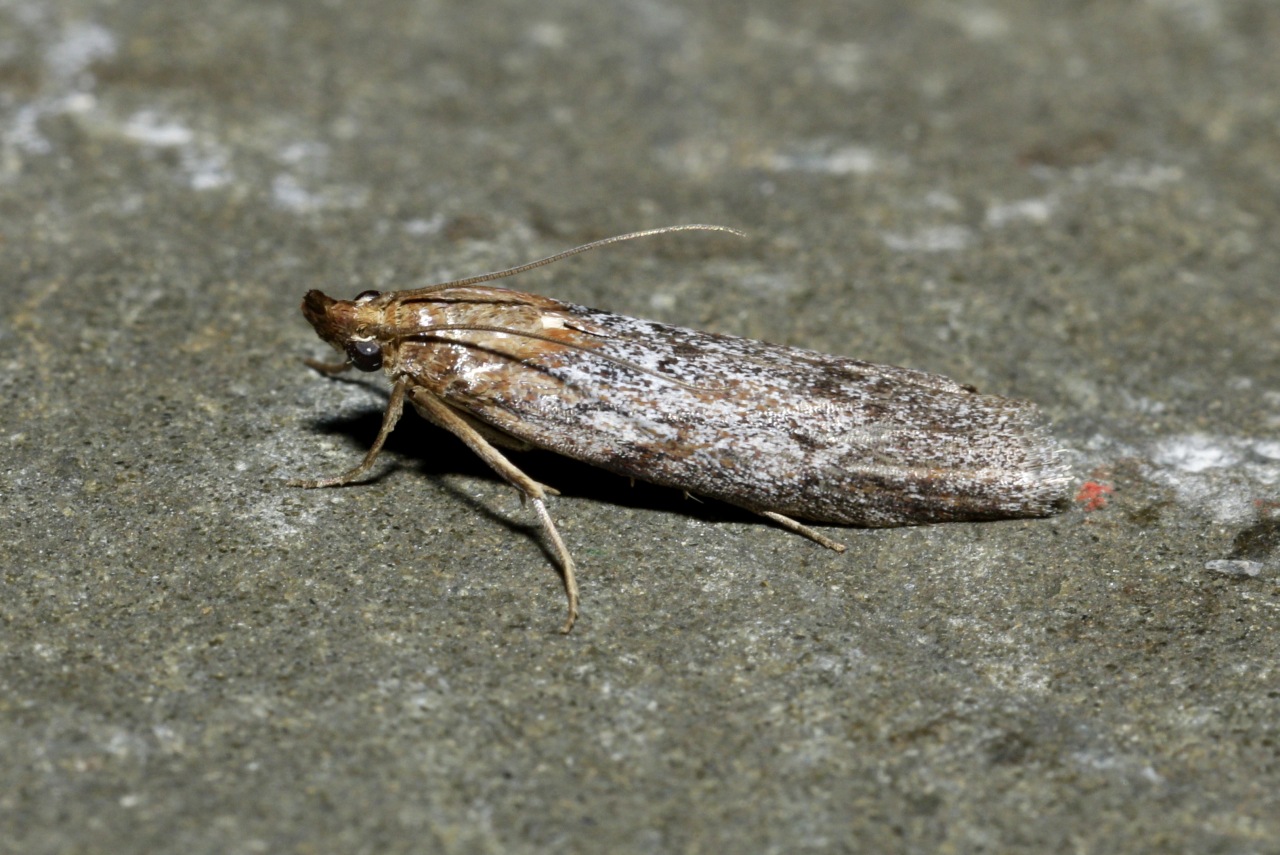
408,387,580,634
289,378,408,488
758,510,847,553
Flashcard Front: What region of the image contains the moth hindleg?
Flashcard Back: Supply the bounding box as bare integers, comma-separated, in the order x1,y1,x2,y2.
757,510,847,553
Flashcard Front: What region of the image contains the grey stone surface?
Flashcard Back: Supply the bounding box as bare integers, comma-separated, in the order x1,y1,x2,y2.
1,1,1277,853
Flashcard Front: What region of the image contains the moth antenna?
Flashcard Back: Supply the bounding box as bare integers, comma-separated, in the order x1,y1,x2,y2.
399,224,745,297
406,324,715,393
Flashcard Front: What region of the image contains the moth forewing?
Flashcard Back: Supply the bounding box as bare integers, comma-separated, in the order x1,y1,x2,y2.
292,225,1070,632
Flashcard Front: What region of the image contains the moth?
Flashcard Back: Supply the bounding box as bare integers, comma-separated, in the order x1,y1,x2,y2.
292,225,1070,631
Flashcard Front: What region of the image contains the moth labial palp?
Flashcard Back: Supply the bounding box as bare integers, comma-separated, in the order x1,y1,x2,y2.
290,223,1071,633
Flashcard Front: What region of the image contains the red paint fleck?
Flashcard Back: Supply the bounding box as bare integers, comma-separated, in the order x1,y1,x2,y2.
1075,481,1115,512
1254,498,1280,517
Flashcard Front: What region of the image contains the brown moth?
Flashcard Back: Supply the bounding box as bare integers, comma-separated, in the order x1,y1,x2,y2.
292,225,1069,632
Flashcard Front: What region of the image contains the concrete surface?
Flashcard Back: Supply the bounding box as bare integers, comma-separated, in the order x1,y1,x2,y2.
1,1,1277,853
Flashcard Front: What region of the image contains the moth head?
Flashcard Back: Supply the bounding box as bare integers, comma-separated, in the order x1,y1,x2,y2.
301,289,387,372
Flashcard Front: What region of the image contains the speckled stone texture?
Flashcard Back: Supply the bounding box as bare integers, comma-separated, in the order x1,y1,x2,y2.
1,2,1277,853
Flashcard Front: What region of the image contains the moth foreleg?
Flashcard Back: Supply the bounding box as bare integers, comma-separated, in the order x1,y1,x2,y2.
289,378,408,488
758,510,847,553
407,387,580,634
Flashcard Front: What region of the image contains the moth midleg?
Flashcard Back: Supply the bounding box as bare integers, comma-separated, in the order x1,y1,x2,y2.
757,510,847,553
447,407,540,456
289,378,408,488
407,386,580,633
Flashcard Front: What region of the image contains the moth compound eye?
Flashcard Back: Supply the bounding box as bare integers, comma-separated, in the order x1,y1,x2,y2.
354,290,381,303
346,339,383,372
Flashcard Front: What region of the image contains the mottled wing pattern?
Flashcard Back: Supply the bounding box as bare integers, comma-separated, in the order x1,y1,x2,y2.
428,300,1070,526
